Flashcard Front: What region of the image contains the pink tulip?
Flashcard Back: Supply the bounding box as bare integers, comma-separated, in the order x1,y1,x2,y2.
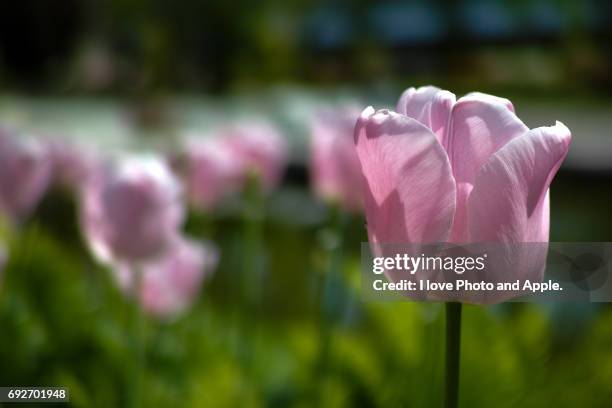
47,140,101,191
221,121,288,192
182,138,244,211
355,86,571,303
310,106,363,211
81,156,184,263
0,128,52,221
116,238,219,319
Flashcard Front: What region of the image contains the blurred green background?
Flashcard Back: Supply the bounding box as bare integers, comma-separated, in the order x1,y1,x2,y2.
1,0,612,407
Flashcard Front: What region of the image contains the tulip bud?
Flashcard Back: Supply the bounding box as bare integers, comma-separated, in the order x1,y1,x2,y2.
0,128,52,221
310,106,363,211
115,237,219,319
47,140,101,192
81,155,184,263
221,121,288,192
141,238,218,318
181,137,244,211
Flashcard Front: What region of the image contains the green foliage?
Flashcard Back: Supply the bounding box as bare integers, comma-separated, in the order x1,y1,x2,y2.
0,190,611,407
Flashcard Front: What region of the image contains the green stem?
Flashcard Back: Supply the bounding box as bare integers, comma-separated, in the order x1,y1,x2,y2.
316,206,345,402
238,176,264,375
445,302,462,408
130,267,146,408
321,207,345,323
242,175,264,309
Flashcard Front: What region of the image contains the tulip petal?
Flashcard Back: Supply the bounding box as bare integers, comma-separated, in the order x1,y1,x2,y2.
460,92,515,112
468,122,571,242
355,108,456,244
448,96,527,184
447,97,528,241
396,86,438,116
396,86,456,144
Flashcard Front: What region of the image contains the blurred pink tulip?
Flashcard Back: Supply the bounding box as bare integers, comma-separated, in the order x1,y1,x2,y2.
182,138,244,211
355,87,571,303
140,238,218,318
81,156,184,263
222,121,288,192
0,128,52,221
310,106,363,211
47,140,101,191
116,238,219,319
